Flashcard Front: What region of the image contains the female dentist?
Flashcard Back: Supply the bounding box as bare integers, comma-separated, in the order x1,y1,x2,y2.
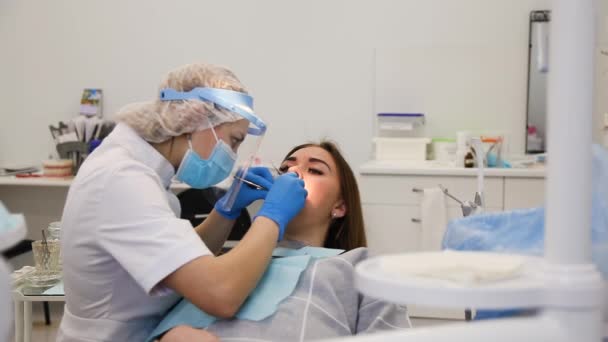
57,63,307,342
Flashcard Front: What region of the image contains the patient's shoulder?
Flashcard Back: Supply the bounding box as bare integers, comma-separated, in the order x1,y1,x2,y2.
301,248,369,305
324,247,369,269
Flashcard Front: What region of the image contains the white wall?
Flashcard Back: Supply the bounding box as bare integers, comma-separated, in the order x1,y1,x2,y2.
0,0,376,168
2,0,605,171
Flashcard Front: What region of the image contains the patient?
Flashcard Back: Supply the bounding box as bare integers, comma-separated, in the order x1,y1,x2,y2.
158,141,411,342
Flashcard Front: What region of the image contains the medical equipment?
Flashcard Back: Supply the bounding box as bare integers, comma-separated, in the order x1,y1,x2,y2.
56,141,88,174
41,229,50,268
175,129,237,189
319,1,604,341
413,185,480,217
413,143,484,217
233,175,268,191
443,143,608,271
159,88,267,136
0,166,39,177
214,167,273,221
218,137,266,211
440,185,479,217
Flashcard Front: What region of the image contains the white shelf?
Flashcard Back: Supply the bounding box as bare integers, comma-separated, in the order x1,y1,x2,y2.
0,176,192,190
0,177,73,187
355,252,545,310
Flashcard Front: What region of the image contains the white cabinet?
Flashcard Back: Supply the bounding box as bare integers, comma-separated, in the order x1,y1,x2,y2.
358,166,545,320
360,172,546,255
363,204,421,255
364,203,500,256
360,175,504,208
504,178,546,210
360,174,504,255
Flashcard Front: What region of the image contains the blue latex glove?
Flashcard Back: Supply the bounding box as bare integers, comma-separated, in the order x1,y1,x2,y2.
214,167,274,219
254,173,308,240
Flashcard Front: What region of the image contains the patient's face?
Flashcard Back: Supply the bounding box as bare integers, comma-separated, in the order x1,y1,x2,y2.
279,146,342,231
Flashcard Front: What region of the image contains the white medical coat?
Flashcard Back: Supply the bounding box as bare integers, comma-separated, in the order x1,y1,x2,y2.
57,123,211,342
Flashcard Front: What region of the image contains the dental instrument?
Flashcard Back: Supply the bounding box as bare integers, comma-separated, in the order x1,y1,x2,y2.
233,175,268,191
421,139,485,217
413,186,478,217
229,162,286,192
41,229,50,270
438,185,478,217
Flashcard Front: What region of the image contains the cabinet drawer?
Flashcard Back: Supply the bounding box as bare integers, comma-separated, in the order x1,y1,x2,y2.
363,204,422,255
504,178,545,210
359,175,503,208
363,204,504,255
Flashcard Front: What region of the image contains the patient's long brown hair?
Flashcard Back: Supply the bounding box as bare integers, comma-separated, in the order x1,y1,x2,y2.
283,141,367,251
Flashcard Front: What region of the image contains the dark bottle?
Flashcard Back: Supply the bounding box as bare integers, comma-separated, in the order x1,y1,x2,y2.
464,150,475,168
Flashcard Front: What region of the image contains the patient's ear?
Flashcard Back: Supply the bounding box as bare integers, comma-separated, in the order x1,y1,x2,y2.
331,200,346,219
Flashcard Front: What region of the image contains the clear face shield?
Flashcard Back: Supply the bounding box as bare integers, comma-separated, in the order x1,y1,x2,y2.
160,87,267,211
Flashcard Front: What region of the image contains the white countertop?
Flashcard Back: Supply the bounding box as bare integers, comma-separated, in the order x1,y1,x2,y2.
1,162,546,187
359,160,546,178
0,176,191,189
0,176,73,187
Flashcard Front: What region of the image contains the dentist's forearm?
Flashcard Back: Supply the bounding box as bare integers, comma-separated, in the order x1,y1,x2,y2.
194,210,235,255
212,216,278,309
163,216,279,318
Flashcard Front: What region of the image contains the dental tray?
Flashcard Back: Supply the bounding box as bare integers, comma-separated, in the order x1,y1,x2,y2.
355,251,544,309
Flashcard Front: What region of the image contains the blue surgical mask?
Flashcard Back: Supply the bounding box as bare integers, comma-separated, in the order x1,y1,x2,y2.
175,128,237,189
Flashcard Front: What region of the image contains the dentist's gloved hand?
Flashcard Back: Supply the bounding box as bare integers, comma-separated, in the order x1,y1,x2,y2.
214,167,274,220
254,173,308,240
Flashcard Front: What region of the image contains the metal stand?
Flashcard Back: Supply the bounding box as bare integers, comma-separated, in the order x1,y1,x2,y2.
56,141,88,174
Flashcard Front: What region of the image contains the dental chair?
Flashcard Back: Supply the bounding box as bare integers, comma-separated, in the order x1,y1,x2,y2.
177,187,251,249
